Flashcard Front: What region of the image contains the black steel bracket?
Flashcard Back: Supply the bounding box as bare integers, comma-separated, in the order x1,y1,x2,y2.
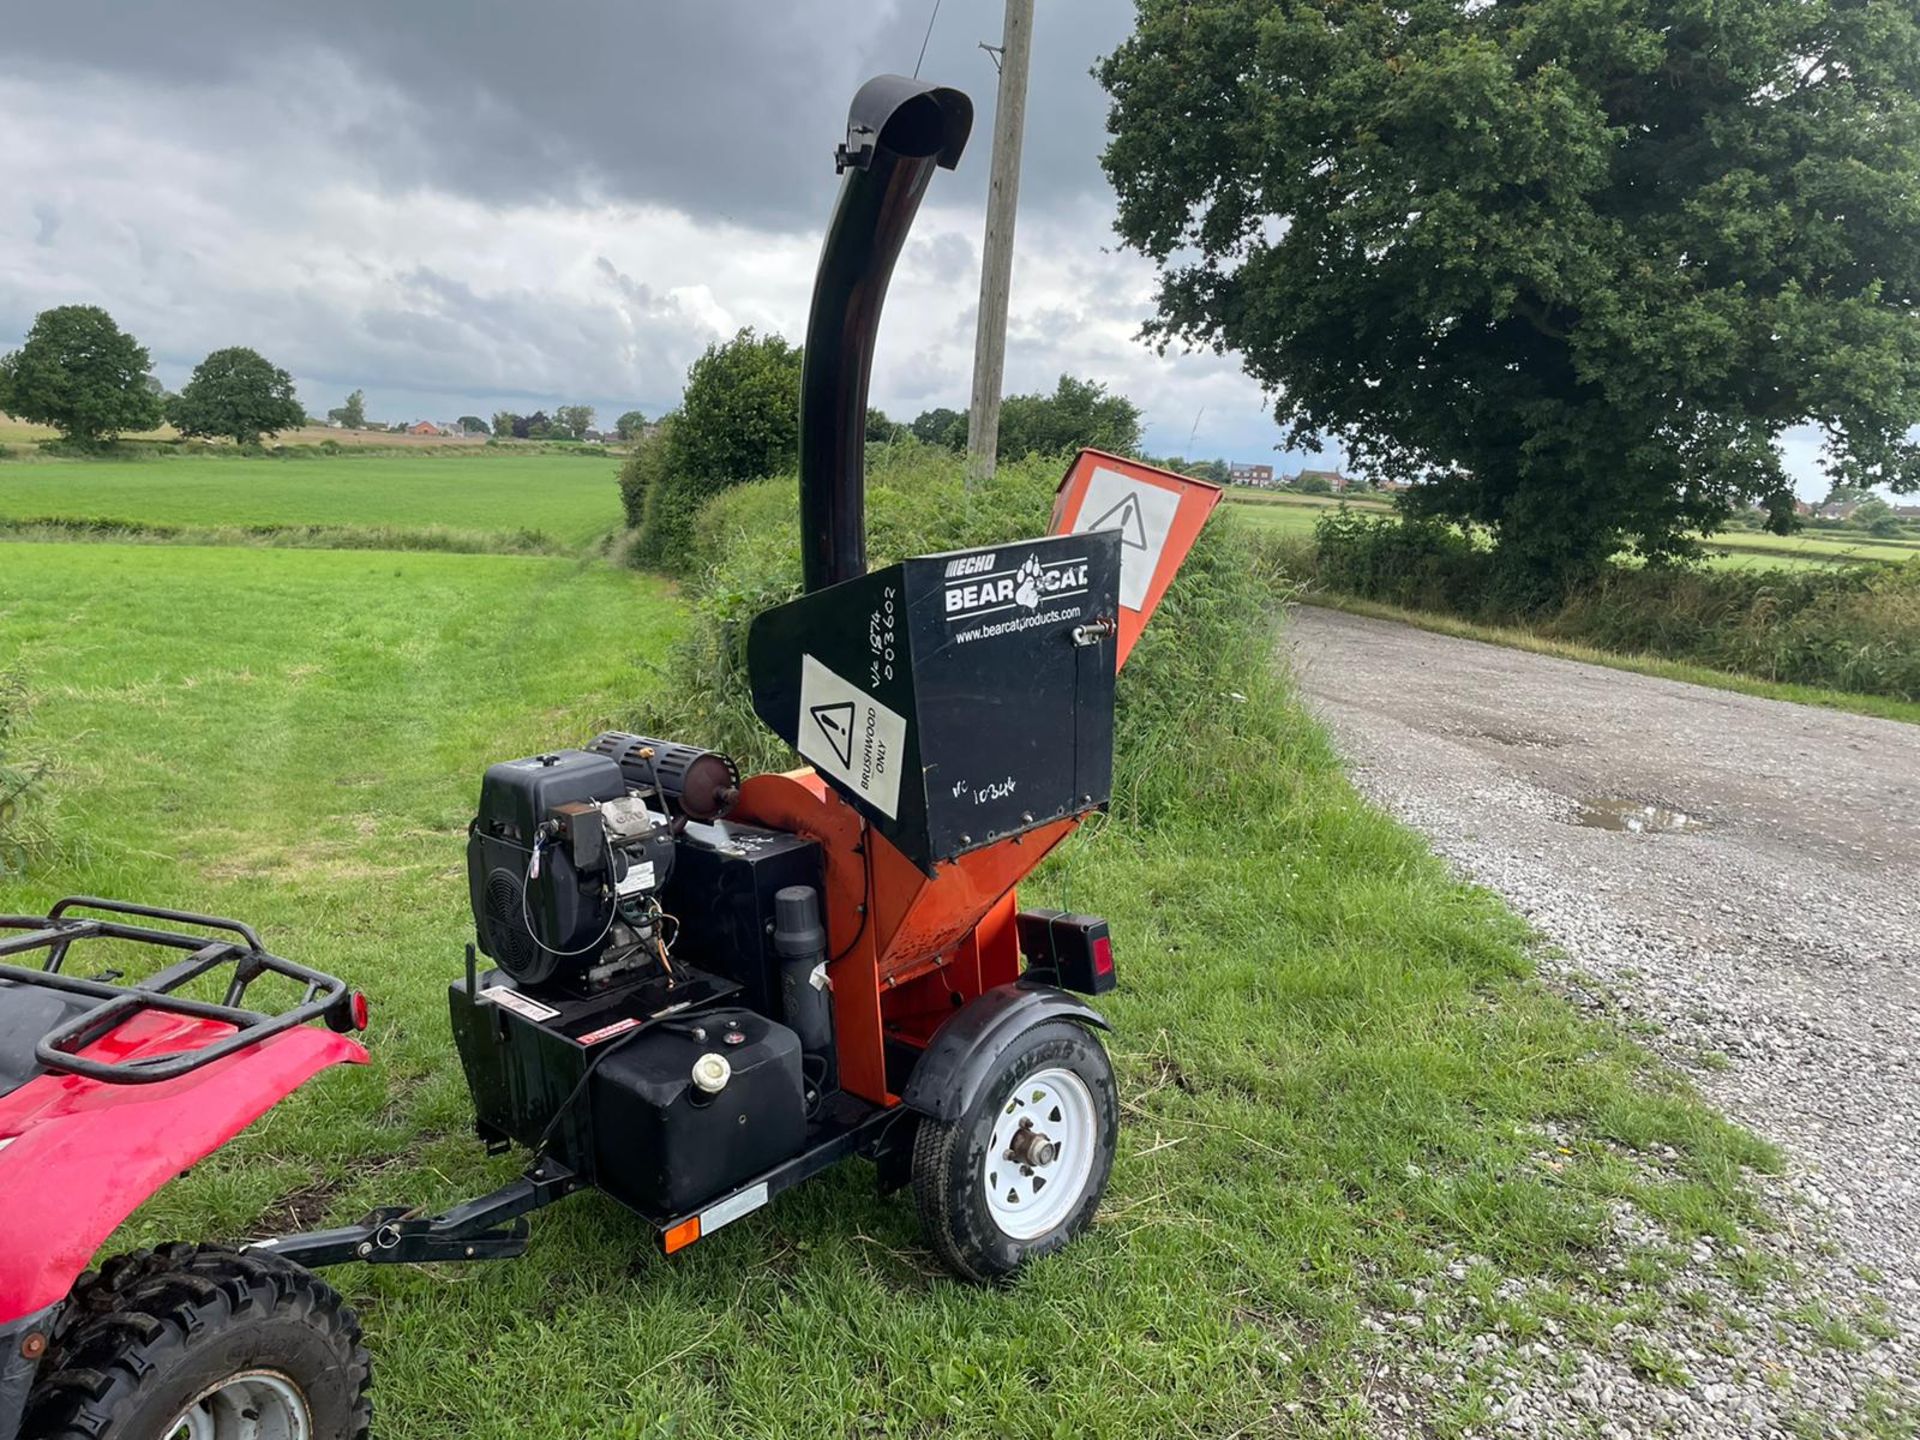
249,1162,581,1269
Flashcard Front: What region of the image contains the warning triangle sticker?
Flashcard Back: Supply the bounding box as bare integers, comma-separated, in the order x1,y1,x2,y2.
809,701,857,768
1088,492,1150,551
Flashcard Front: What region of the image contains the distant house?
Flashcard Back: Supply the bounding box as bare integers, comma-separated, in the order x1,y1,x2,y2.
1229,462,1275,486
1373,477,1411,494
1817,501,1860,521
1892,504,1920,520
1294,468,1351,492
407,421,443,437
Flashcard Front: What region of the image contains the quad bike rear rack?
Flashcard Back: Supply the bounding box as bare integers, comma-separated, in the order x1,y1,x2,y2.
0,897,361,1084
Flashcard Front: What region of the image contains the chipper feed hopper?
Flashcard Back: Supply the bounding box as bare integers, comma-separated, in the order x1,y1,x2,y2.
0,74,1220,1440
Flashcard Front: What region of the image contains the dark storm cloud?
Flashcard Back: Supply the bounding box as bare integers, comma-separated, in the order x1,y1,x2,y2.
0,0,1138,228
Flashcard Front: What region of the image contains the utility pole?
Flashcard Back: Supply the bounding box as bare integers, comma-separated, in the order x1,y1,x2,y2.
965,0,1034,489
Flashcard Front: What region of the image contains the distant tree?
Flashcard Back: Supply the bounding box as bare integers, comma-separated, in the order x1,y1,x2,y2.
910,406,967,449
166,347,306,446
554,404,595,441
522,410,552,440
456,415,488,435
0,305,163,444
616,417,675,531
1294,473,1334,496
492,411,518,438
865,407,906,444
325,389,366,429
1850,496,1895,530
996,375,1143,462
1821,483,1875,508
635,328,804,565
1102,0,1920,592
615,408,650,441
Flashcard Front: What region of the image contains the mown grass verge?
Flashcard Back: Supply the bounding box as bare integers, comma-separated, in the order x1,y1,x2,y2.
0,471,1790,1437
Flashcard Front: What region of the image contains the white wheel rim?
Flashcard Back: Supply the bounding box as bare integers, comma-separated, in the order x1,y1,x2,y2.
167,1369,311,1440
982,1065,1099,1241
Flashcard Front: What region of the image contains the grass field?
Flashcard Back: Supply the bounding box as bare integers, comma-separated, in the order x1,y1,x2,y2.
0,450,622,547
0,477,1821,1435
1221,489,1919,572
0,416,174,444
0,417,499,448
1705,531,1920,567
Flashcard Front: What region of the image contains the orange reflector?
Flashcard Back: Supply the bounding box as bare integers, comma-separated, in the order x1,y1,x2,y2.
662,1217,701,1254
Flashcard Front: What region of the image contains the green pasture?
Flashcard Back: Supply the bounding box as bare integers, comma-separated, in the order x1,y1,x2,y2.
0,450,620,547
1705,531,1920,567
1223,489,1916,573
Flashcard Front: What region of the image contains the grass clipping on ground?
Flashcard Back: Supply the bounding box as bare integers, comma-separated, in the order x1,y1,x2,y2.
600,446,1779,1433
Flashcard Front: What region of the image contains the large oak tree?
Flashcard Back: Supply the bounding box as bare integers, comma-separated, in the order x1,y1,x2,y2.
168,347,305,445
1100,0,1920,587
0,306,163,444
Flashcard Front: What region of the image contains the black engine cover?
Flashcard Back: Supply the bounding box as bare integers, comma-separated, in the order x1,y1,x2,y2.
467,750,626,983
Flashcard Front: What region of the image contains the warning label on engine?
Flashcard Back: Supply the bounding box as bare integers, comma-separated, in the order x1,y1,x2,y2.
798,654,907,819
1070,466,1181,611
478,985,559,1023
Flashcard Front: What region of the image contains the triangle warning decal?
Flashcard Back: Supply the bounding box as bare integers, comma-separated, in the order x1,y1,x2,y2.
809,701,857,769
1088,491,1150,551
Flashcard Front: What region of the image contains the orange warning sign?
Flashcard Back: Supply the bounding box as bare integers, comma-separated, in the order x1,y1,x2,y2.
1050,449,1223,669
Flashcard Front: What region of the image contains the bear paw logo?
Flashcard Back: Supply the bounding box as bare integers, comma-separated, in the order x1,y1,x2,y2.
1013,553,1044,610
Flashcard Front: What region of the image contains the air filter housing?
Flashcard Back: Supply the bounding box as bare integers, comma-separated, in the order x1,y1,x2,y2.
586,733,739,821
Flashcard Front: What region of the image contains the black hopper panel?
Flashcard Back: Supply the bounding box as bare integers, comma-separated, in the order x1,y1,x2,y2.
747,530,1121,871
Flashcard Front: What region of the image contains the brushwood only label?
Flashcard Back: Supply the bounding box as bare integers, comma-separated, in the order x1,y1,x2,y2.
797,654,908,818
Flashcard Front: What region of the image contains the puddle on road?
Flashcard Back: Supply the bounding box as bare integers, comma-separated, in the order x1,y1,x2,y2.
1574,797,1714,835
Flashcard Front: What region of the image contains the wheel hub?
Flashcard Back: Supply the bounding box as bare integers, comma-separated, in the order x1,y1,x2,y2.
982,1066,1098,1240
167,1369,311,1440
1006,1119,1060,1169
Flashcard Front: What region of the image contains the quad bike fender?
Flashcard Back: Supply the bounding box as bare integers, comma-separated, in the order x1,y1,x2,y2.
0,1024,367,1326
901,980,1108,1124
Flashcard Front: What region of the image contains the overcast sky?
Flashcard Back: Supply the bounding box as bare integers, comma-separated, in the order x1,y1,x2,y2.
1,0,1838,490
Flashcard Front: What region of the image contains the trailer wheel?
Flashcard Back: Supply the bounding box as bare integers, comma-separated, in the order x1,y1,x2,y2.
22,1244,370,1440
911,1019,1117,1282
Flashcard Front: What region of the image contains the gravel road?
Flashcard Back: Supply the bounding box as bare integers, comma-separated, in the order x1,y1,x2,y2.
1286,605,1918,1438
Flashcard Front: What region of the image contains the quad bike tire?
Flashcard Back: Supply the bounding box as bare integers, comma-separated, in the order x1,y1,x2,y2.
22,1243,371,1440
911,1019,1118,1283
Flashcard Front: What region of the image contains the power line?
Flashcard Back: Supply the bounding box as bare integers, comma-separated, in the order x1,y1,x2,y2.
913,0,943,78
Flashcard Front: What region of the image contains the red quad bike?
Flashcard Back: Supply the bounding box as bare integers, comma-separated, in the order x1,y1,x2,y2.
0,901,372,1440
0,76,1222,1440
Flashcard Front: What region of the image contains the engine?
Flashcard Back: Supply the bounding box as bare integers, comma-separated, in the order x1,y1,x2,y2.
465,735,737,989
457,733,837,1218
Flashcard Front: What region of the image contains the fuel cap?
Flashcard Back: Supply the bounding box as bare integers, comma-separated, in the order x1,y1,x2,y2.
690,1052,732,1094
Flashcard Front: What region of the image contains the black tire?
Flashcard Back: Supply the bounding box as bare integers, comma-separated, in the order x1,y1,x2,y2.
911,1020,1118,1283
22,1244,371,1440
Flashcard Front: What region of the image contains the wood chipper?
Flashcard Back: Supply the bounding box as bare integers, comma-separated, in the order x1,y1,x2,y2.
0,74,1220,1440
